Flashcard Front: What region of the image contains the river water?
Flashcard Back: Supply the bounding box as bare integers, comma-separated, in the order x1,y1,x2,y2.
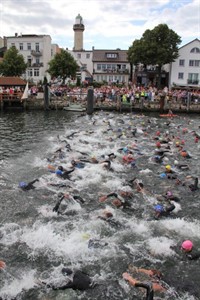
0,110,200,300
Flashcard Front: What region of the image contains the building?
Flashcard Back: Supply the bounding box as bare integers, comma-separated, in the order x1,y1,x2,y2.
69,14,130,85
68,14,93,83
169,38,200,89
92,49,131,85
73,13,85,51
6,34,54,83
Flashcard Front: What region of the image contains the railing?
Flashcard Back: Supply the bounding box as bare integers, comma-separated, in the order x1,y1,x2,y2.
0,93,23,101
93,69,130,74
187,79,199,85
31,63,44,67
31,50,43,56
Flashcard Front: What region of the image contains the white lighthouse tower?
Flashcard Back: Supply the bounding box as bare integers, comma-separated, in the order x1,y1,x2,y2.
73,13,85,51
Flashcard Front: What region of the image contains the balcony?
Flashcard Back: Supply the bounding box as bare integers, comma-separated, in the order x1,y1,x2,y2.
31,50,43,56
93,68,130,74
31,63,44,68
187,79,199,85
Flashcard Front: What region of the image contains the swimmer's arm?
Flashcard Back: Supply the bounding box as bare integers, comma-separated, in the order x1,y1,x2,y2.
122,272,139,286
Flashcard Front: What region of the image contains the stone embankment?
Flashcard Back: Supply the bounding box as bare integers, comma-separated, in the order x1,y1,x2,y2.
1,94,200,113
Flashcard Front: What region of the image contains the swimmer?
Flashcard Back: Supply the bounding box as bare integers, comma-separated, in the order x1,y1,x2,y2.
42,267,95,291
71,160,85,169
97,210,123,228
153,202,175,220
53,192,85,213
189,177,198,191
99,192,132,209
18,179,39,191
55,168,75,180
100,160,114,171
123,266,166,298
171,240,200,260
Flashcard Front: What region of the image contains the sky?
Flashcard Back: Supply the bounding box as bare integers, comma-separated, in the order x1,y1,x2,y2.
0,0,199,50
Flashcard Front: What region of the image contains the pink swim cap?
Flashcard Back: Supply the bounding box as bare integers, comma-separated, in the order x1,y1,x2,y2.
166,191,172,197
181,240,193,251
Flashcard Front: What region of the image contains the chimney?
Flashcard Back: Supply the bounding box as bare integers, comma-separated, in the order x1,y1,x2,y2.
15,33,18,37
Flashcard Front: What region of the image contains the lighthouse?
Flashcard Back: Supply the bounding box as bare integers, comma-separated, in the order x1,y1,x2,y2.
73,14,85,51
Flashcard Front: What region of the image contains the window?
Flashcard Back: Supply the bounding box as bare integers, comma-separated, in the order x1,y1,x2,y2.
27,56,32,67
189,60,200,67
81,64,87,70
19,43,23,50
178,72,184,79
28,69,33,77
34,68,39,76
106,53,118,58
11,43,15,47
86,53,90,59
27,43,31,50
36,58,40,64
190,47,200,53
35,43,39,52
97,64,101,70
179,59,185,66
102,64,106,70
77,53,81,59
188,73,199,84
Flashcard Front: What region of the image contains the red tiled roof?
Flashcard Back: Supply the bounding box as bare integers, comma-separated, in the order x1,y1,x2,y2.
0,77,26,86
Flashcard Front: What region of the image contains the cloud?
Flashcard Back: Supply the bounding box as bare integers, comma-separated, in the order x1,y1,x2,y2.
0,0,199,50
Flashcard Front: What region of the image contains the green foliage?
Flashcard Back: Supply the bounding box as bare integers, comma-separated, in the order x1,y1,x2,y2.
47,49,79,84
0,46,27,76
128,24,181,88
128,24,181,66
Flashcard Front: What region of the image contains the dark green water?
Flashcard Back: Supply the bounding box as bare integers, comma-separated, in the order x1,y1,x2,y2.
0,110,200,300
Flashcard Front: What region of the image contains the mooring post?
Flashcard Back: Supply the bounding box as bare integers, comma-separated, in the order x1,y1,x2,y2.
87,86,94,115
44,83,49,110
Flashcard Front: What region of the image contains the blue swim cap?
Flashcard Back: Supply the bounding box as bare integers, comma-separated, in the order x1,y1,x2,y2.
131,161,136,167
154,204,164,212
160,173,167,178
123,147,128,153
19,182,28,188
154,156,160,160
56,170,63,176
118,128,122,132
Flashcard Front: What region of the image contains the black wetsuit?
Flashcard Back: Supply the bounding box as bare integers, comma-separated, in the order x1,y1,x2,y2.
135,282,154,300
53,194,85,213
189,178,198,191
60,168,75,180
155,202,175,220
50,270,93,291
21,179,39,191
185,248,200,260
105,192,132,209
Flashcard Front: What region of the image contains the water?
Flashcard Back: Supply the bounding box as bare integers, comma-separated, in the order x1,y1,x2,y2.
0,110,200,300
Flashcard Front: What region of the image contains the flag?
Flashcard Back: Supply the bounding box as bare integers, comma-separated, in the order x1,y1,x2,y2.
21,82,29,100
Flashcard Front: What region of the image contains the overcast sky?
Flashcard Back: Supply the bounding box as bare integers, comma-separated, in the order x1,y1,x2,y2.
0,0,199,50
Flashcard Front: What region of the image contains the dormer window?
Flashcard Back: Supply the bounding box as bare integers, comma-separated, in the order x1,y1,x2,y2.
106,53,118,58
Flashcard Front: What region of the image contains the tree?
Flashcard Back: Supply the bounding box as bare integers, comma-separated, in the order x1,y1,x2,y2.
0,46,27,76
128,24,182,88
47,49,79,84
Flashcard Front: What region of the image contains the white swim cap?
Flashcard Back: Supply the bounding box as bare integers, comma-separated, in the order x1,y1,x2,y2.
163,157,169,162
